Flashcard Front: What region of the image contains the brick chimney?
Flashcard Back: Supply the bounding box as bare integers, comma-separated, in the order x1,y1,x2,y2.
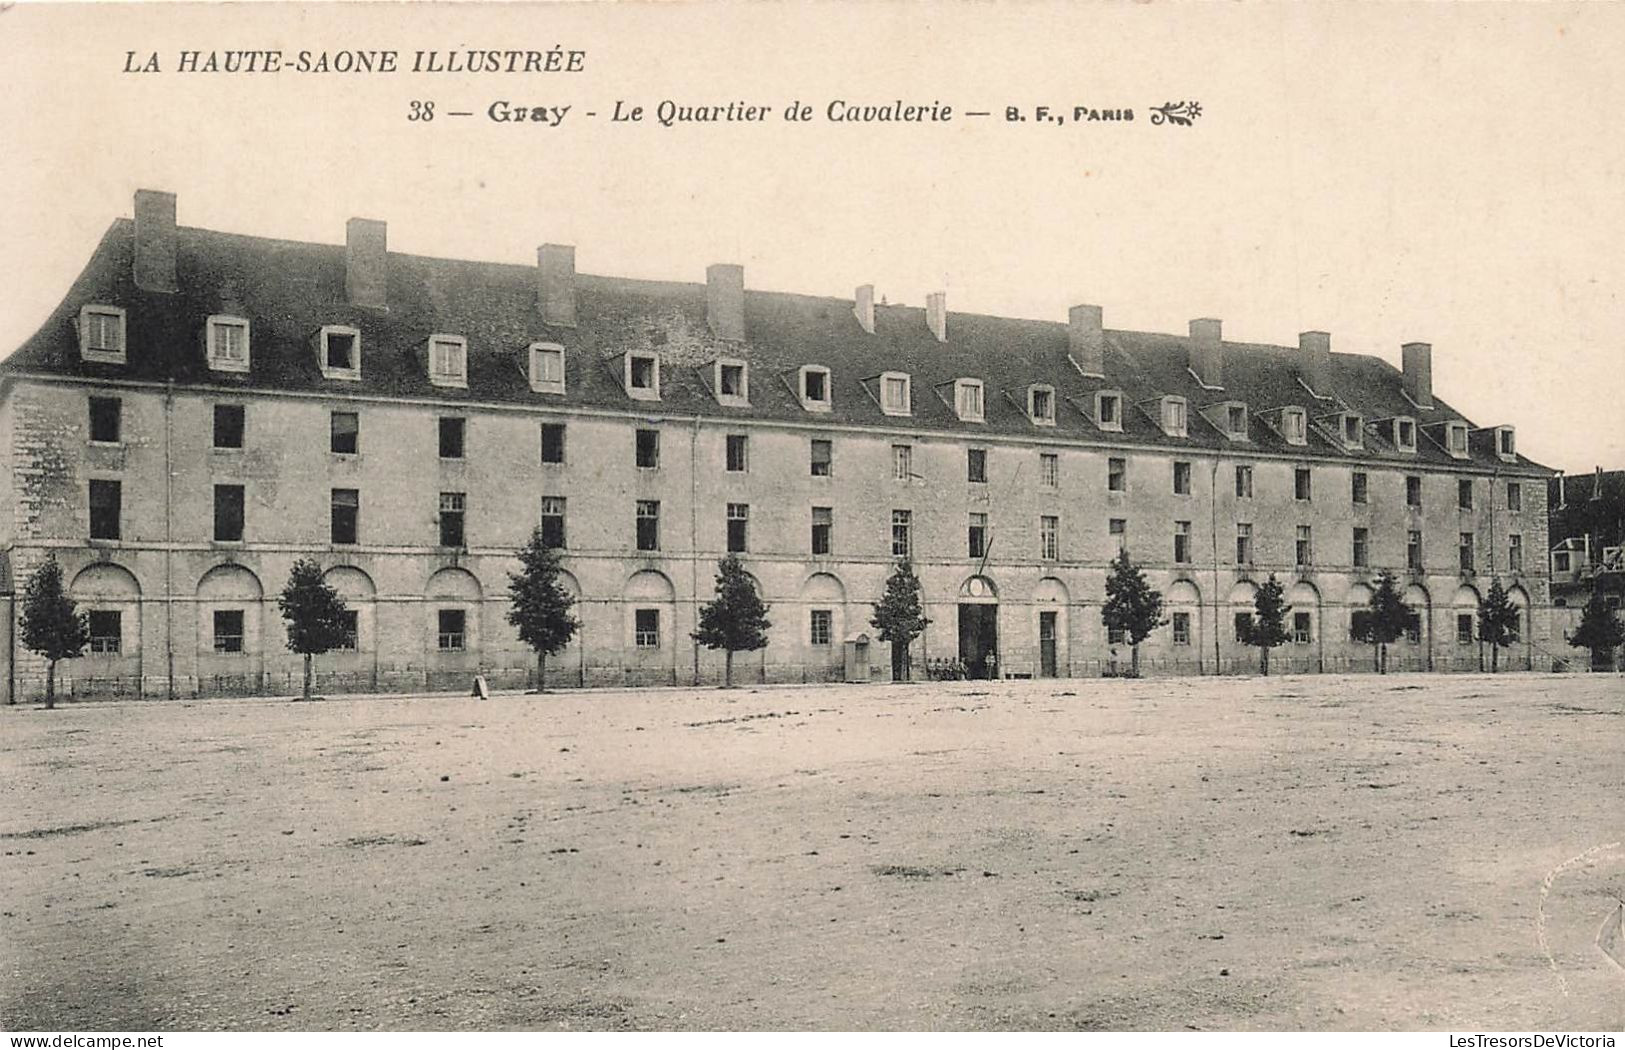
537,244,576,327
925,291,947,342
1300,331,1332,393
345,217,388,309
1402,341,1433,408
854,284,875,335
133,189,178,293
1189,318,1223,388
1069,304,1105,377
706,263,745,341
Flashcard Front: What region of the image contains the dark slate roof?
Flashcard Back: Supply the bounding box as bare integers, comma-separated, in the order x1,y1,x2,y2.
1549,470,1625,546
3,218,1551,473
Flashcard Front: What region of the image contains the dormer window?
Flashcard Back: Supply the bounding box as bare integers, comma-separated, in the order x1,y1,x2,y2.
206,315,250,373
880,372,911,416
319,325,361,381
1280,406,1308,446
1496,426,1516,461
79,305,126,364
428,335,468,388
626,351,661,401
1224,403,1248,440
1394,417,1417,453
1446,421,1470,459
714,358,749,406
1028,385,1056,426
954,379,984,422
1160,397,1188,438
1095,391,1123,432
1341,412,1364,450
799,365,832,411
528,342,566,395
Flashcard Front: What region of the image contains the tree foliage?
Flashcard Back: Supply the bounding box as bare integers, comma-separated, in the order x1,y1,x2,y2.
277,559,351,700
1243,573,1291,675
1358,570,1412,674
693,554,772,687
870,559,930,681
1475,579,1520,672
19,555,87,709
1569,590,1625,669
1101,550,1165,677
506,527,580,692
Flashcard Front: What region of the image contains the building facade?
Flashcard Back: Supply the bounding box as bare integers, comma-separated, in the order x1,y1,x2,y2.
1548,468,1623,667
0,191,1557,700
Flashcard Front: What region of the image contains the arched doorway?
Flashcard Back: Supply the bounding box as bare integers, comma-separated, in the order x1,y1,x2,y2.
957,575,998,680
1033,577,1070,678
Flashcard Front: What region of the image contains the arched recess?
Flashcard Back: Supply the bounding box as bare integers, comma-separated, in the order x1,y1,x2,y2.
800,573,846,662
1450,584,1481,651
1346,582,1375,645
1033,577,1070,678
1402,583,1430,653
427,566,483,665
1165,579,1202,654
196,563,264,663
1286,580,1321,650
69,563,142,678
624,570,677,680
1227,580,1259,649
1506,585,1532,664
323,566,377,662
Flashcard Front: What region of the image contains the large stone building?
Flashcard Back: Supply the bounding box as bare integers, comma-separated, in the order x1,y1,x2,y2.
0,191,1558,700
1548,468,1623,667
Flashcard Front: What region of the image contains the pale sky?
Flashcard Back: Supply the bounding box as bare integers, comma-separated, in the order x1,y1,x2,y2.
1,1,1620,473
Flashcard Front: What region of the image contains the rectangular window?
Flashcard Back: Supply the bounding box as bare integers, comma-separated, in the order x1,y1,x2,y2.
1396,418,1417,451
1456,613,1474,645
1353,526,1369,568
968,512,988,560
1234,612,1253,643
892,444,912,481
1108,625,1126,645
1173,461,1192,495
213,484,244,542
1174,520,1192,564
88,396,121,443
967,448,987,483
1108,457,1126,492
1235,465,1253,499
810,439,832,477
88,479,120,540
213,610,245,654
437,609,466,651
802,368,829,405
1350,610,1373,643
1296,525,1313,566
1097,392,1121,428
541,423,566,464
1163,398,1188,436
636,500,660,551
88,610,121,654
1457,479,1473,510
726,434,749,472
336,610,359,652
323,329,358,374
439,492,466,548
204,317,249,369
1553,551,1571,573
331,411,359,455
635,608,660,648
1040,453,1058,488
430,337,466,385
213,404,245,449
530,344,566,394
541,496,566,549
636,428,660,469
727,503,749,553
1449,424,1469,454
1508,611,1522,644
1293,611,1312,644
882,375,910,414
1040,515,1059,561
82,306,125,357
1408,530,1423,571
1227,405,1247,437
1236,523,1253,564
1030,387,1055,424
811,506,832,556
1352,472,1368,505
1109,518,1127,552
1507,482,1522,511
1283,409,1307,445
629,354,657,392
1459,532,1475,572
955,381,984,421
1343,415,1363,447
331,489,359,545
1508,534,1523,573
1172,612,1191,646
719,362,746,398
892,509,912,558
1405,612,1422,644
810,609,833,647
1295,467,1312,501
439,417,466,459
1406,475,1422,507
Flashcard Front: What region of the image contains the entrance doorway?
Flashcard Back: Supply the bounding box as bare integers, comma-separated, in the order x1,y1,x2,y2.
1039,611,1058,677
958,604,999,679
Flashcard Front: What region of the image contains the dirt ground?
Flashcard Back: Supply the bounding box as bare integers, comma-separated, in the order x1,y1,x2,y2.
2,673,1621,1032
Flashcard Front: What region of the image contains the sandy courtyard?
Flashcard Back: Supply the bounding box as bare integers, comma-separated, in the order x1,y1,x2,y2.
2,673,1621,1031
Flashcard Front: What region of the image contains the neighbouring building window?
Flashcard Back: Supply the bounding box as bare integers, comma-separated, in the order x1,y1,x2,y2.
881,373,911,415
636,500,660,551
968,513,988,560
1109,518,1127,553
1292,611,1312,644
541,496,566,549
88,396,121,443
1352,526,1369,568
1296,525,1313,566
892,444,912,481
1508,534,1523,573
331,411,359,455
1235,465,1253,499
1174,520,1192,564
1553,551,1571,573
1040,453,1058,488
214,404,245,449
1506,482,1522,511
811,507,832,555
429,335,468,387
88,611,121,654
1352,472,1368,505
1498,428,1517,459
1406,475,1422,507
1456,613,1474,644
954,379,984,422
967,448,987,483
636,428,660,469
811,439,833,477
634,608,660,648
1029,385,1056,425
727,503,749,553
214,484,245,542
1172,612,1191,645
1108,457,1126,492
331,489,359,544
892,510,912,558
336,610,359,651
810,609,833,647
1459,532,1475,573
1040,515,1059,561
1233,612,1252,642
80,305,126,363
529,343,566,395
439,417,466,459
213,610,245,653
541,423,566,464
1295,467,1312,501
1407,530,1422,571
1236,523,1253,564
319,325,361,379
89,479,121,540
1173,461,1192,495
438,492,466,547
438,609,466,651
1457,478,1473,510
726,434,749,472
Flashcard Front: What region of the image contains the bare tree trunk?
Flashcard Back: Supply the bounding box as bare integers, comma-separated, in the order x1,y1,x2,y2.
1491,645,1499,673
1380,643,1388,675
45,660,56,710
724,649,734,689
538,652,547,694
1131,644,1140,678
1260,647,1269,676
302,653,312,701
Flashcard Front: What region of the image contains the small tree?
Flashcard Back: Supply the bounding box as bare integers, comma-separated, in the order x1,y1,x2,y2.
1100,550,1165,678
277,559,351,701
19,556,88,709
1360,570,1412,675
1476,578,1520,672
506,528,579,693
1569,589,1625,671
871,559,930,682
1244,573,1291,676
693,554,772,688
